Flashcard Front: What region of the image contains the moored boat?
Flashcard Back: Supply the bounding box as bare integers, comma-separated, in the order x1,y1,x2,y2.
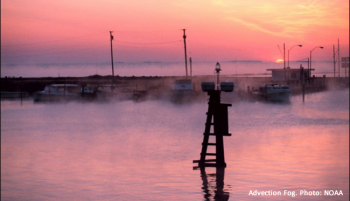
253,83,292,102
95,85,118,101
170,79,196,103
33,84,80,102
78,86,97,100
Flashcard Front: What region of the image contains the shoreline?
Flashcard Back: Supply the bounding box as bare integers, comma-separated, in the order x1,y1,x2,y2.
1,75,349,96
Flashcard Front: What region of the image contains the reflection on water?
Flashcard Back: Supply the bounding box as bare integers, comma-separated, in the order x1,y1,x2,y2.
1,89,349,200
199,167,230,201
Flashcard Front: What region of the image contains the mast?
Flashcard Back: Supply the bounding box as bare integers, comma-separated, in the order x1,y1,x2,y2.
110,31,115,91
183,29,188,77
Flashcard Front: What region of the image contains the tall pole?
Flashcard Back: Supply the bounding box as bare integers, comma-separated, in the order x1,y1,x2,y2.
333,45,336,78
338,38,340,77
183,29,188,77
190,57,192,77
110,31,115,91
288,49,290,68
307,58,310,80
310,51,312,79
283,43,286,69
284,43,286,81
215,62,221,90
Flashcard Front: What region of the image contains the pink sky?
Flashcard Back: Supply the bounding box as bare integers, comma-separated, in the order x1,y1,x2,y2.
1,0,349,64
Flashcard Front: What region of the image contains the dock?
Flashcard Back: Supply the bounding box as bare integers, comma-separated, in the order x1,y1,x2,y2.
1,75,348,101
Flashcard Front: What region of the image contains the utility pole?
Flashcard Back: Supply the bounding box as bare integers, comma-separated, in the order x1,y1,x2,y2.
333,45,336,78
284,43,286,82
338,38,340,78
190,57,192,77
183,29,188,77
110,31,115,91
307,58,310,81
283,43,286,69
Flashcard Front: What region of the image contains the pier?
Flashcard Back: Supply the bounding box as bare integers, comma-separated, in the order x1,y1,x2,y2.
1,75,348,101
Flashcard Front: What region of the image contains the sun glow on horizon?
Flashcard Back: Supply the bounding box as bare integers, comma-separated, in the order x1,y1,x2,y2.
276,59,284,63
1,0,349,65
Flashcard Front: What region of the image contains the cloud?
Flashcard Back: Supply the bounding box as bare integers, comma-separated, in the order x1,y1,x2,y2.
217,0,349,39
229,17,293,38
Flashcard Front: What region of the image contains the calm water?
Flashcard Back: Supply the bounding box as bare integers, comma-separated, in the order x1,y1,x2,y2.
1,89,349,200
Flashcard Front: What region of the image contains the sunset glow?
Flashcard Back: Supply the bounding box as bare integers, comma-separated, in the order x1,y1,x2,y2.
1,0,349,66
276,59,284,63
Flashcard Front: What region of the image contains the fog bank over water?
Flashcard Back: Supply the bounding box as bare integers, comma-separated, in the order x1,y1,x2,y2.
1,88,349,200
1,61,339,78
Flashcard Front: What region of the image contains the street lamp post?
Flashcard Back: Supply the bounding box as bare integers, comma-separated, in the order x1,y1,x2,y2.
288,44,302,68
215,62,221,90
310,46,324,78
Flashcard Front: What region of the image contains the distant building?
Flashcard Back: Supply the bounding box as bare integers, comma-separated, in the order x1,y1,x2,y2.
266,67,314,82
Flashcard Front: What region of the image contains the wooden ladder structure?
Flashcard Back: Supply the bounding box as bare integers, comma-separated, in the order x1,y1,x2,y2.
193,91,232,168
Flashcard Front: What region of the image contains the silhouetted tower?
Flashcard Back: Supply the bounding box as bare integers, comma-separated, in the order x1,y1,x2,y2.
183,29,188,77
193,62,233,168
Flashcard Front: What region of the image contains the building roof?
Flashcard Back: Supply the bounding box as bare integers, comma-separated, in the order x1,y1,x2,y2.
266,68,315,71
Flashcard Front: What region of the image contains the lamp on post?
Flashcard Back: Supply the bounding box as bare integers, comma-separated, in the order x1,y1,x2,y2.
288,44,302,68
310,46,324,78
215,62,221,90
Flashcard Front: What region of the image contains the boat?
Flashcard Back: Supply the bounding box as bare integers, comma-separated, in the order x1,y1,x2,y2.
33,84,81,101
78,86,97,100
253,83,292,102
170,79,196,103
95,85,118,101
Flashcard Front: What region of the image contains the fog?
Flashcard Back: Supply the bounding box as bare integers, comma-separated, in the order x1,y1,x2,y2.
1,60,339,78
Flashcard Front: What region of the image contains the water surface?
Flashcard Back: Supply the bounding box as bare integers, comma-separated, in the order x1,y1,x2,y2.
1,89,349,200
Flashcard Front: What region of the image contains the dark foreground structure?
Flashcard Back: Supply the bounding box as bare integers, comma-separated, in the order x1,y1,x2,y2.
193,90,232,168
